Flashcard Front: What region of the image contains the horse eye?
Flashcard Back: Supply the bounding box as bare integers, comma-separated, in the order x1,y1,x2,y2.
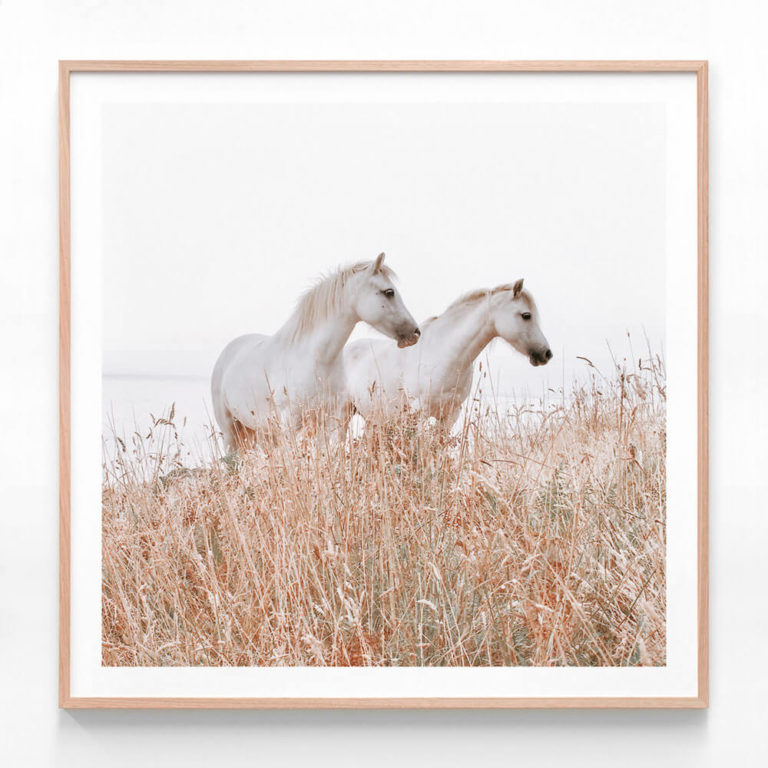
521,312,532,321
382,288,395,298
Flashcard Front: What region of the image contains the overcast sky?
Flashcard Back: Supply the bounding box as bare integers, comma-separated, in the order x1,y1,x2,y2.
102,99,665,397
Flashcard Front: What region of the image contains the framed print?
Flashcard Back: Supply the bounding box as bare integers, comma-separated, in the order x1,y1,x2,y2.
59,60,708,708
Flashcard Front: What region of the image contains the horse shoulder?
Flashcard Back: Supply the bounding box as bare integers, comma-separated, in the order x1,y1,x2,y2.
414,346,473,409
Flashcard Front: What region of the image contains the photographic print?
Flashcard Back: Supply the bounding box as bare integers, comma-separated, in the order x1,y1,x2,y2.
60,61,707,707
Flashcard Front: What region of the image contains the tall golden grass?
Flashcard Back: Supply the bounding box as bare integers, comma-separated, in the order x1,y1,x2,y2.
102,351,666,667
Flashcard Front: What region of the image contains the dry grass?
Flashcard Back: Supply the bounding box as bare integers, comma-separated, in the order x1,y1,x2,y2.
102,352,666,667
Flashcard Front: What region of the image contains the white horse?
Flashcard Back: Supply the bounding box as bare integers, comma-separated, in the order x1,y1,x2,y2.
343,279,551,429
211,253,421,451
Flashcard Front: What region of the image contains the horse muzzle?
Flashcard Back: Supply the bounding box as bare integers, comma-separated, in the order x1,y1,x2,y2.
397,327,421,349
529,348,553,366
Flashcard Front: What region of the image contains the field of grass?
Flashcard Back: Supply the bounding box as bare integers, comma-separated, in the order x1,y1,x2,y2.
102,352,666,667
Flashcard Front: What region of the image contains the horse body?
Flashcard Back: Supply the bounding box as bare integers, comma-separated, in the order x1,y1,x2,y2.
344,279,552,429
344,308,487,425
212,254,420,450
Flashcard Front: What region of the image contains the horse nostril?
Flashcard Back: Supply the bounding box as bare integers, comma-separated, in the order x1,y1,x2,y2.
414,328,421,337
545,349,553,360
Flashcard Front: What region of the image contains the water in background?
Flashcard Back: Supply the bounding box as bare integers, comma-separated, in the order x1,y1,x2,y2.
102,369,567,466
102,331,661,465
103,375,217,464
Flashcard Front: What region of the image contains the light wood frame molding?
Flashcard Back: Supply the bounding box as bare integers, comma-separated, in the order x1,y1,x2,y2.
59,60,708,710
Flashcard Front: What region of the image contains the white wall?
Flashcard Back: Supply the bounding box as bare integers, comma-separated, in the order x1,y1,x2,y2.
0,1,766,765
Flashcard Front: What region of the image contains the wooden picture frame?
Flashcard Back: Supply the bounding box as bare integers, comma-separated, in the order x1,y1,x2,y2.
60,60,708,709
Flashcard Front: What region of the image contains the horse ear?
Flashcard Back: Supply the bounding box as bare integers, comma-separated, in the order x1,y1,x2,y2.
371,252,386,274
513,278,524,297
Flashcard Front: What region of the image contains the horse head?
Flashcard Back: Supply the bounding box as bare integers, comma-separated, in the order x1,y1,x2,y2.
352,253,421,348
491,279,552,366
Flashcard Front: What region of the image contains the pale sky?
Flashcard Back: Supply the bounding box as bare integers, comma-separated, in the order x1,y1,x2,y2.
102,99,665,397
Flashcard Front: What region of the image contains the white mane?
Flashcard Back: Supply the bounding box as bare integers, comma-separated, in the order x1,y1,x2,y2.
278,260,396,343
442,284,534,315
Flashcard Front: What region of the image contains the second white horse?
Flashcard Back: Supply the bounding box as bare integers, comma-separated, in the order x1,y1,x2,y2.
344,279,551,429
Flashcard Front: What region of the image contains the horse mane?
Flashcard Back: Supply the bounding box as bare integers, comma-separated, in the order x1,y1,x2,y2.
444,283,533,313
278,260,396,343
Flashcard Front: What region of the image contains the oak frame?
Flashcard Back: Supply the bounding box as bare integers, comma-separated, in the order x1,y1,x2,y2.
59,59,709,709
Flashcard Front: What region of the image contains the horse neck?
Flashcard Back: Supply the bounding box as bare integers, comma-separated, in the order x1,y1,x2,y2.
429,301,496,374
277,288,358,367
305,309,357,367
